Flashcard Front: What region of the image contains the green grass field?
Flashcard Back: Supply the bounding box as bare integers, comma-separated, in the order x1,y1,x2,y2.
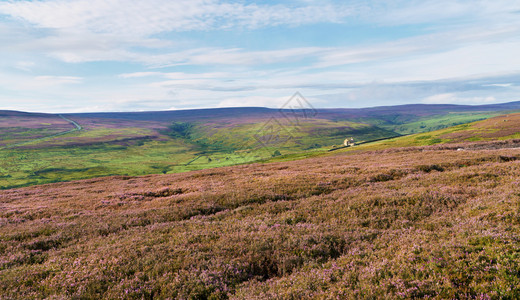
0,115,399,189
2,109,520,190
330,113,520,154
379,112,502,134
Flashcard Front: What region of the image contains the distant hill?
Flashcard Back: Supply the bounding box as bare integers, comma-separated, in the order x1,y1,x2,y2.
66,101,520,121
66,101,520,134
1,100,520,189
67,107,275,123
0,110,64,120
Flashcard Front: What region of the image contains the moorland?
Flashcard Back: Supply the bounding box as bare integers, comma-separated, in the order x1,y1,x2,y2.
2,102,520,298
2,101,519,189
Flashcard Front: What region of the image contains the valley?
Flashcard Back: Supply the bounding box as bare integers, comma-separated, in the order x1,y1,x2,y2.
1,102,519,190
2,103,520,298
2,135,520,298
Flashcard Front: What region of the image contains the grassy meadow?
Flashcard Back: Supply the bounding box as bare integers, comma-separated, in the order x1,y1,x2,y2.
0,112,398,189
343,113,520,152
377,112,500,135
2,105,517,190
1,106,510,190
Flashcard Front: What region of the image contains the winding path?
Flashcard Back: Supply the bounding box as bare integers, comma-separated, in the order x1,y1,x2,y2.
59,114,82,131
0,114,82,149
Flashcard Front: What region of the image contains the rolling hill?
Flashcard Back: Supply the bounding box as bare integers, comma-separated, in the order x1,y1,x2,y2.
2,131,520,298
1,101,520,189
0,111,76,147
69,101,520,134
2,102,520,298
344,112,520,152
0,110,396,189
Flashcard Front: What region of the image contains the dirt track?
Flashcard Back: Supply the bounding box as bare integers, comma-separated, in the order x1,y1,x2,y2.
0,115,82,149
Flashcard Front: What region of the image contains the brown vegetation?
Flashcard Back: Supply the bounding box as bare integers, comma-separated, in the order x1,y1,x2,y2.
2,143,520,298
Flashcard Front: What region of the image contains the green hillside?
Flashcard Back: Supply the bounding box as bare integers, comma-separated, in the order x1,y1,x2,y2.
3,107,520,298
2,104,520,190
348,113,520,151
0,113,396,189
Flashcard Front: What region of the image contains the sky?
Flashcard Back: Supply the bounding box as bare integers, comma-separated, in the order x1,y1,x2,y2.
0,0,520,113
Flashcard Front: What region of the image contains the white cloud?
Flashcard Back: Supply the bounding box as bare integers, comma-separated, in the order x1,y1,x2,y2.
34,76,82,85
484,83,513,87
370,41,520,83
14,61,35,72
422,93,497,105
365,0,520,26
135,47,327,68
0,0,357,36
3,0,518,39
1,0,520,112
118,72,163,79
119,71,232,79
218,96,289,108
0,73,83,93
2,0,520,69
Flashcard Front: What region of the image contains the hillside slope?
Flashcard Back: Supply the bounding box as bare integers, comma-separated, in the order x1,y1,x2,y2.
0,110,399,189
354,112,520,151
1,141,520,298
70,101,520,134
1,101,519,190
0,111,75,147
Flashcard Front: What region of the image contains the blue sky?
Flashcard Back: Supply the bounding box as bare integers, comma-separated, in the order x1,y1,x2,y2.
0,0,519,113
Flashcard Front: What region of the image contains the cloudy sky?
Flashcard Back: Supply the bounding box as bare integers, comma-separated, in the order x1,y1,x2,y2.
0,0,519,112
